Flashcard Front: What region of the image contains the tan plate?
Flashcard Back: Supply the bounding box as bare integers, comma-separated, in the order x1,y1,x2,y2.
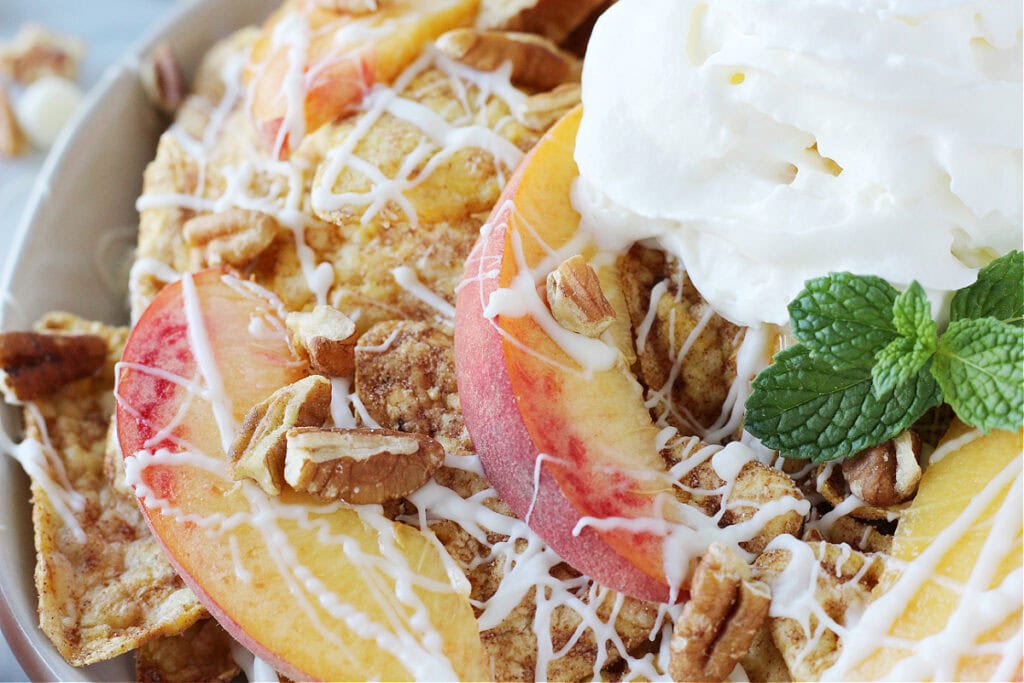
0,0,277,679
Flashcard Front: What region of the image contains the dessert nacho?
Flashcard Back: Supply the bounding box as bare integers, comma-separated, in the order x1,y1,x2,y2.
1,0,1021,681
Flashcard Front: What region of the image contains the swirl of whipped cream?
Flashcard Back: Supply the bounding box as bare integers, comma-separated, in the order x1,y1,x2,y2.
574,0,1022,327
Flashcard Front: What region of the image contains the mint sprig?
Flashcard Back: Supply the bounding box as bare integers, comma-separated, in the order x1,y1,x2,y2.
746,250,1024,461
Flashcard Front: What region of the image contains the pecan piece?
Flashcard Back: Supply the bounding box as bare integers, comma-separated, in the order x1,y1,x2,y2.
435,29,581,92
0,84,26,157
546,255,616,337
669,542,771,683
0,331,106,402
286,306,358,377
0,24,84,84
477,0,610,45
842,430,922,506
182,209,279,269
284,427,443,504
229,375,332,495
139,42,186,114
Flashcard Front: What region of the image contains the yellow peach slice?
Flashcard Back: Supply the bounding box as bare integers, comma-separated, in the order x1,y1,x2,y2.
116,269,487,681
246,0,479,157
838,422,1023,681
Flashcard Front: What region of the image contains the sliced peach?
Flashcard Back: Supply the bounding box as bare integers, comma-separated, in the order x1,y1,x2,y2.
117,268,486,681
455,107,683,602
246,0,479,157
841,422,1023,680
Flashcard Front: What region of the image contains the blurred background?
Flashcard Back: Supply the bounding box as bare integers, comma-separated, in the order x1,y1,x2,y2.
1,3,176,679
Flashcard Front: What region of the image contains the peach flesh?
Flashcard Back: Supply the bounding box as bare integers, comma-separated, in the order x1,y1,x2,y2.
455,108,674,603
117,269,486,680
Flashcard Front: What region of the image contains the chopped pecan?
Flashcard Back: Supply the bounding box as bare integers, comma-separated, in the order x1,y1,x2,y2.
284,427,444,504
229,375,332,495
0,84,26,157
0,331,107,402
286,306,358,377
0,24,84,84
182,209,279,269
842,430,921,507
669,542,771,682
435,29,581,92
546,255,616,337
513,82,580,131
476,0,610,45
139,42,186,114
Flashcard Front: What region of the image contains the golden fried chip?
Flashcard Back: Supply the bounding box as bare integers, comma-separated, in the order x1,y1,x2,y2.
619,244,742,437
355,321,472,456
23,313,205,666
136,619,240,683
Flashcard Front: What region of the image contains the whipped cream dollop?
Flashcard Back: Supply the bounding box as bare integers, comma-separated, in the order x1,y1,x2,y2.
574,0,1022,327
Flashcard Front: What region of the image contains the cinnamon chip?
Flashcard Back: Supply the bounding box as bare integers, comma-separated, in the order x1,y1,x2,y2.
0,331,108,402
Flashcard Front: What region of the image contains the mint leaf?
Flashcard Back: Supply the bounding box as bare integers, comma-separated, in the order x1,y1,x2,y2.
745,345,942,462
873,336,930,396
892,282,938,342
789,273,898,368
949,250,1023,326
872,283,939,396
931,318,1024,432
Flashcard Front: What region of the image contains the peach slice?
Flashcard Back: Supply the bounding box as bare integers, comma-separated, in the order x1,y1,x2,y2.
839,422,1023,680
116,268,486,681
455,107,683,602
246,0,479,157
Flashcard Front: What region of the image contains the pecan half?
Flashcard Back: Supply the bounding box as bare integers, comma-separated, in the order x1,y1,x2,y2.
286,306,358,377
0,24,84,84
182,209,279,269
435,29,581,92
0,331,107,402
476,0,610,45
284,427,444,504
0,84,26,157
139,42,186,114
842,430,922,507
546,254,616,337
229,375,332,495
669,542,771,683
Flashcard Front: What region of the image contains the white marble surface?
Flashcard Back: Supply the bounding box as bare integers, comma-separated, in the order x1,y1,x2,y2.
0,1,175,680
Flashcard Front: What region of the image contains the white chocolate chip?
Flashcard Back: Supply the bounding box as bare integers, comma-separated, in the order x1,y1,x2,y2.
15,75,83,149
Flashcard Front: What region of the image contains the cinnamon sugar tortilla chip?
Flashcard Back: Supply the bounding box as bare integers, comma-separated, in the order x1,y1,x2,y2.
23,313,205,666
136,619,240,683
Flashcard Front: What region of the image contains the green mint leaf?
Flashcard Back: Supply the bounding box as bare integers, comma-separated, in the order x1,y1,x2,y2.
949,250,1024,326
745,344,942,462
872,282,939,396
788,273,898,368
892,282,938,342
931,318,1024,432
872,336,931,396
